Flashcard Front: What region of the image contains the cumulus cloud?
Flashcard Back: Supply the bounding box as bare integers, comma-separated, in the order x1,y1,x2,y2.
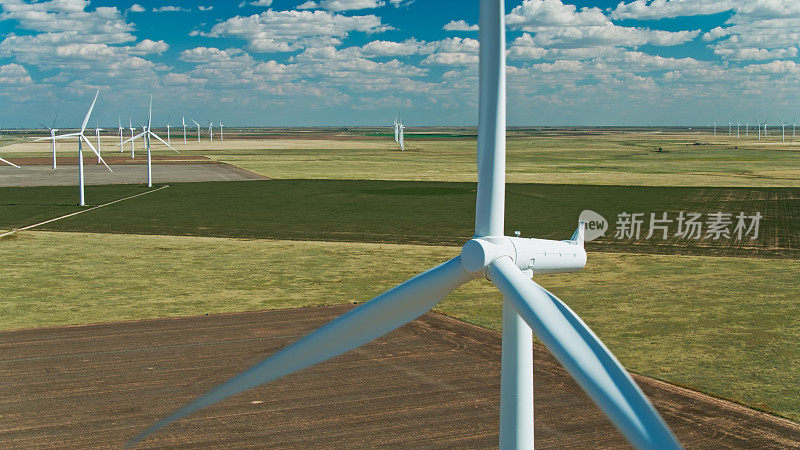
128,4,145,12
610,0,738,20
0,63,33,85
443,20,478,31
153,6,189,12
360,39,426,57
205,9,390,53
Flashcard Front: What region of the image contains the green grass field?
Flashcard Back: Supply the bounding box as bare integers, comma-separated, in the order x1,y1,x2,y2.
2,231,798,421
1,180,797,257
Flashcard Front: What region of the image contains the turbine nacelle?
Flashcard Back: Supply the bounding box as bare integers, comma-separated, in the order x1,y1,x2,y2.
461,222,587,276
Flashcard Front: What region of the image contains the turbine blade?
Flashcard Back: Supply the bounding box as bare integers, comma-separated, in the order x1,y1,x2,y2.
474,0,506,237
487,257,681,450
35,132,80,141
129,256,473,446
51,112,59,130
0,156,20,168
117,132,147,146
80,90,100,133
149,131,179,153
81,135,113,172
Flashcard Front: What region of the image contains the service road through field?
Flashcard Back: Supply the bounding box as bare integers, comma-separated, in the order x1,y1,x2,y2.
1,306,798,448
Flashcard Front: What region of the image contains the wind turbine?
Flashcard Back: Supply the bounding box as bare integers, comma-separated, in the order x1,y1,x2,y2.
736,121,740,140
793,115,797,140
118,95,179,188
130,2,681,449
394,115,400,142
182,116,187,145
40,113,58,169
208,121,213,142
713,121,716,136
34,90,112,206
166,116,172,146
746,122,749,137
129,118,136,157
219,121,224,141
728,122,731,136
779,119,786,142
399,120,405,151
192,119,200,143
118,118,125,153
95,123,103,163
755,119,762,140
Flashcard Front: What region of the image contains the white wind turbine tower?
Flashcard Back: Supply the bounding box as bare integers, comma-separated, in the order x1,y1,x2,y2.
182,116,187,145
399,120,405,151
119,95,179,188
95,123,103,163
129,118,136,157
713,121,716,136
166,122,171,146
728,122,731,136
118,118,125,153
40,113,58,169
208,121,214,142
130,2,682,449
394,115,399,142
736,121,740,140
779,119,786,142
746,122,749,137
192,119,200,143
35,90,112,206
755,119,762,140
219,121,224,141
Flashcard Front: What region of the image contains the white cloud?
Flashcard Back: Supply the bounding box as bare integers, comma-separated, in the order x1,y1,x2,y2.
206,9,390,53
198,6,214,11
297,1,317,8
443,20,478,31
317,0,385,11
0,63,33,85
360,39,426,56
128,4,145,13
611,0,738,20
248,0,273,6
153,6,189,12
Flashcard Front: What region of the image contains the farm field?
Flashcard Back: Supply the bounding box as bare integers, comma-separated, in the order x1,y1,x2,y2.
1,180,797,258
4,129,800,187
1,230,798,422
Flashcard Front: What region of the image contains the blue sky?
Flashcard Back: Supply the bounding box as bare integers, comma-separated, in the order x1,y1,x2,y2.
0,0,799,128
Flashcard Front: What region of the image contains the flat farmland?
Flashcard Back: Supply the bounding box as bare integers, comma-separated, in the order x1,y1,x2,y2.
1,180,797,258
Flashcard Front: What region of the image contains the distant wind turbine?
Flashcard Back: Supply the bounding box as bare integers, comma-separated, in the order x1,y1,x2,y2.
713,121,716,136
166,116,172,147
219,121,224,141
728,122,731,136
736,121,740,140
182,116,187,145
192,119,200,143
118,95,179,188
129,118,136,157
754,118,762,140
95,123,103,163
394,116,400,142
118,118,125,153
35,90,112,206
208,121,213,142
40,113,58,169
779,119,786,142
399,120,405,151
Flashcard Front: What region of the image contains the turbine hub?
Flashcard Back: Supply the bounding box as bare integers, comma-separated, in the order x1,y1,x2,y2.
460,237,514,273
